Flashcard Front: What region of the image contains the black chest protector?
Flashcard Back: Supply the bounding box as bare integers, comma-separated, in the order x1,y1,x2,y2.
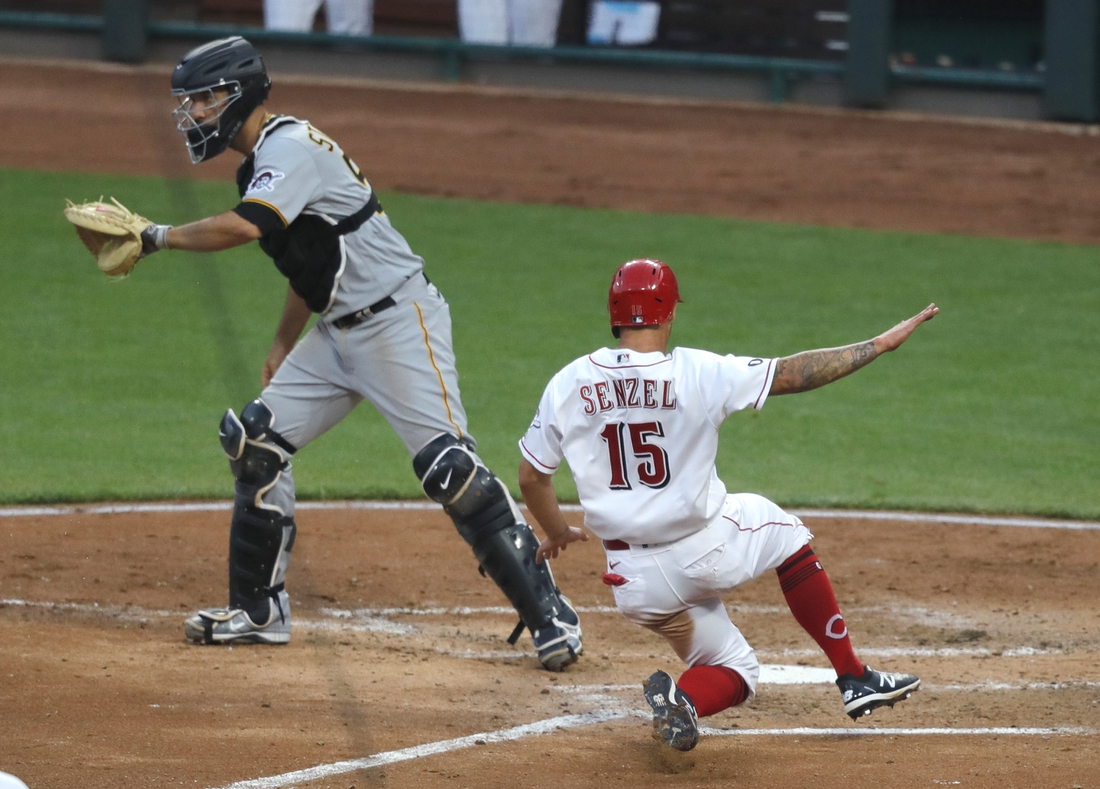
237,148,380,314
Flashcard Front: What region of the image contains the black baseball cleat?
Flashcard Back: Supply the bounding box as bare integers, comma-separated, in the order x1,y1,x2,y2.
836,665,921,720
643,670,700,751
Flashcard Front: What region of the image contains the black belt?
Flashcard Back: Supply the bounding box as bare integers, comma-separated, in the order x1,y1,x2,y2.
331,273,431,330
332,295,396,329
604,539,670,550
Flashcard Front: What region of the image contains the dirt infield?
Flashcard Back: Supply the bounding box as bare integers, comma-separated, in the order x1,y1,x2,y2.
2,504,1098,788
1,59,1099,788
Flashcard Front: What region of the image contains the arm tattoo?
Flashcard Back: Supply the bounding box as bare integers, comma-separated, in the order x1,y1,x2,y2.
770,340,879,395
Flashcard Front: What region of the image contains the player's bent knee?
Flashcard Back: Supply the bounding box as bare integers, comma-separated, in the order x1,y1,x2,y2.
413,433,502,528
414,433,478,504
219,398,297,487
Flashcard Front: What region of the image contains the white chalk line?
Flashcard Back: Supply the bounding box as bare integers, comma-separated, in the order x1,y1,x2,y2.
792,508,1100,531
211,710,629,789
702,725,1098,738
210,713,1097,789
762,645,1074,659
1,501,1097,530
1,597,1089,662
935,680,1100,691
547,675,1100,693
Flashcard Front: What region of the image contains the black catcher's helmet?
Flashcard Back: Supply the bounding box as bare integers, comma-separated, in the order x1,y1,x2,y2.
171,36,271,163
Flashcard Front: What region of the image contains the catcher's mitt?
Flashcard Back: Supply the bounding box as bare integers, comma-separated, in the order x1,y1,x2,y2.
63,197,153,279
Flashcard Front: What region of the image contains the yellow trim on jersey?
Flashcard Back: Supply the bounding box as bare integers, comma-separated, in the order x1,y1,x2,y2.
414,301,462,439
241,197,289,227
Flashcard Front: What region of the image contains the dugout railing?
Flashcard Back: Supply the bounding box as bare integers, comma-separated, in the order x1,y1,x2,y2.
0,5,1084,121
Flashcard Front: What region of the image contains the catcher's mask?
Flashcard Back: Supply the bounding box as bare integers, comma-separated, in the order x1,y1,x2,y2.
608,258,683,338
171,36,271,164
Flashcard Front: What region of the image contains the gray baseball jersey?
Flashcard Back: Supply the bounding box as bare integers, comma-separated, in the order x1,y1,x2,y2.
237,114,425,318
179,43,583,667
232,114,470,490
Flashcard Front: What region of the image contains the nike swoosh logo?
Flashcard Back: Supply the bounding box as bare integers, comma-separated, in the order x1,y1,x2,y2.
609,561,620,570
440,468,453,490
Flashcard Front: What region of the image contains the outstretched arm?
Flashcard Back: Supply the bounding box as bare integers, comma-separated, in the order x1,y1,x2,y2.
518,458,589,563
770,303,939,396
163,210,263,252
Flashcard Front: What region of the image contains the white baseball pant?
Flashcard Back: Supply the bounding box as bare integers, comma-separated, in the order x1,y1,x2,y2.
605,493,812,698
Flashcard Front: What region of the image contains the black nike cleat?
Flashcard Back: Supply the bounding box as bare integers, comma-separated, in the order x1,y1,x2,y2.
837,665,921,720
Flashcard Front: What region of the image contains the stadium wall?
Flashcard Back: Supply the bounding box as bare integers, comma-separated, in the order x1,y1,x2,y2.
0,6,1088,123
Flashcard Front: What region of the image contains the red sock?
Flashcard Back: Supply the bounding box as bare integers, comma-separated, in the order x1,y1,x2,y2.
776,547,865,678
676,665,749,717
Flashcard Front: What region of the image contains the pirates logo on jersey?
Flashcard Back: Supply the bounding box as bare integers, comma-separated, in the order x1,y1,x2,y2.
247,169,285,193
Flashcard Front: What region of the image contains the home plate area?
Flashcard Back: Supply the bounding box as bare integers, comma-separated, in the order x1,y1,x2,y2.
0,503,1097,788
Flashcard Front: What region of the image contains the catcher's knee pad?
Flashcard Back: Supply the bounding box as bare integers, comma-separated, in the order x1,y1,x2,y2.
413,434,565,632
220,399,297,507
413,433,481,517
229,503,296,619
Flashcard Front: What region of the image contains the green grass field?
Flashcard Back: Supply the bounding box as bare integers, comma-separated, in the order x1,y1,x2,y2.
1,167,1097,518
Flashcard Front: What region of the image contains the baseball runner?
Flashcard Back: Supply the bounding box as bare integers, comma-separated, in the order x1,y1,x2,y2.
123,36,582,671
519,259,936,749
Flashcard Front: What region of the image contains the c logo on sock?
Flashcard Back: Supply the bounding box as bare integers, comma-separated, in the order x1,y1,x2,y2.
825,614,848,640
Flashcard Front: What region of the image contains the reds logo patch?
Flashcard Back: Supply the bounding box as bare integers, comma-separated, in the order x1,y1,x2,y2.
247,169,285,193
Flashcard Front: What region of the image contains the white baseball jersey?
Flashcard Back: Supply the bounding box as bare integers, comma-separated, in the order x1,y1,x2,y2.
519,346,776,545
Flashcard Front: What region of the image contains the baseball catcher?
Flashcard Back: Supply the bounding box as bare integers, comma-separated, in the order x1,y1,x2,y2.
68,36,582,672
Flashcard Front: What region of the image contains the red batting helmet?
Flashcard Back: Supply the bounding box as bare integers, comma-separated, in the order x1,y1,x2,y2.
608,258,682,335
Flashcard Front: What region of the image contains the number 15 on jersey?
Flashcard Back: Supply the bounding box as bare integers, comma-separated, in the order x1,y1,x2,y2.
600,421,671,490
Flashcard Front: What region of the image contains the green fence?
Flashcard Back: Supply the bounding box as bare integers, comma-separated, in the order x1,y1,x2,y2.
0,6,1084,117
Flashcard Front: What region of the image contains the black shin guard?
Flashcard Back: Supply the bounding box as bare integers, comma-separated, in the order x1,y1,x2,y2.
220,398,298,622
451,488,563,636
228,505,296,623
